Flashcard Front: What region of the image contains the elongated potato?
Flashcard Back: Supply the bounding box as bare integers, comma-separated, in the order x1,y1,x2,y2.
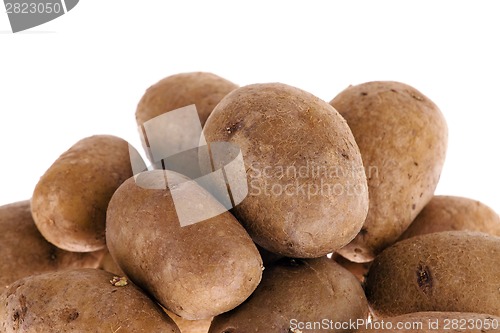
31,135,133,252
0,269,179,333
356,312,500,333
106,170,263,320
399,195,500,241
330,81,448,262
365,231,500,316
209,257,369,333
0,201,104,290
203,83,369,258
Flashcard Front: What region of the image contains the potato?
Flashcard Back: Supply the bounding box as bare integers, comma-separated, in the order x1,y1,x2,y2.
365,231,500,316
0,200,105,290
164,310,211,333
136,72,238,167
31,135,133,252
0,268,179,333
356,312,500,333
136,72,238,128
106,170,263,320
330,81,448,262
399,195,500,241
208,257,369,333
203,83,369,258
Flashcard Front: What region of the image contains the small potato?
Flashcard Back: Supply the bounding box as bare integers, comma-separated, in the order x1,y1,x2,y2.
31,135,133,252
209,257,369,333
0,269,179,333
106,170,263,320
365,231,500,316
0,201,104,290
330,81,448,262
399,195,500,241
356,312,500,333
203,83,369,258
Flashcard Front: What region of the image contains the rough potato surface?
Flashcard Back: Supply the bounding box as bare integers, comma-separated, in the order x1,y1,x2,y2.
203,83,369,258
331,81,448,262
365,231,500,316
0,269,180,333
106,170,263,320
209,257,369,333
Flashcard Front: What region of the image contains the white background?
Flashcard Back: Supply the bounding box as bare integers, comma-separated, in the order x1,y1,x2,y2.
0,1,499,213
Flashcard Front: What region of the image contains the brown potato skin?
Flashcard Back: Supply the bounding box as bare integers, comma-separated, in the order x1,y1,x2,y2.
136,72,238,128
365,231,500,317
356,312,500,332
330,81,448,262
0,269,179,333
209,257,369,333
106,170,263,320
203,83,369,258
31,135,133,252
398,195,500,241
0,201,105,289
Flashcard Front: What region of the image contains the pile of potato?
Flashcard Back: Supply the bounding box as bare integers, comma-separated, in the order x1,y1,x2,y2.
1,72,499,333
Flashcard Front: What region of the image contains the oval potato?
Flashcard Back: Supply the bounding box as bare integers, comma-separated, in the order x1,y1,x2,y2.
0,268,179,333
31,135,133,252
365,231,500,316
330,81,448,262
399,195,500,241
106,170,263,320
203,83,369,258
0,200,104,290
209,257,369,333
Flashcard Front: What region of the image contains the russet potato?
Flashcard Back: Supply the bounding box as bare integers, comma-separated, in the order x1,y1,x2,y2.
330,81,448,262
106,170,263,320
203,83,369,258
365,231,500,316
31,135,133,252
